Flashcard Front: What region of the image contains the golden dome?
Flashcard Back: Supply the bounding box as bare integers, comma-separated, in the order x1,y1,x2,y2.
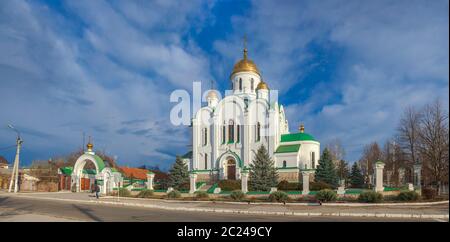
256,81,269,90
207,90,218,99
231,48,260,77
87,142,93,150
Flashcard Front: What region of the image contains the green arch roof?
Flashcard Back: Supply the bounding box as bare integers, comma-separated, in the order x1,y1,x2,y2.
93,154,106,171
280,132,316,142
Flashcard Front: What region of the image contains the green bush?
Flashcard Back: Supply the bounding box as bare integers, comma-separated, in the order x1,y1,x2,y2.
230,190,246,201
277,180,301,191
358,191,383,203
268,191,289,203
316,189,337,202
310,181,333,191
118,188,131,197
194,191,209,199
397,191,420,201
136,189,154,198
218,180,241,191
167,190,181,199
422,187,437,200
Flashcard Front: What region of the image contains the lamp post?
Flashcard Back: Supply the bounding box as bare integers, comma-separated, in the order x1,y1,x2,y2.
7,124,23,193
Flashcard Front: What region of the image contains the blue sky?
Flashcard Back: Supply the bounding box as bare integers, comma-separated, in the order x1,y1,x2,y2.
0,0,448,170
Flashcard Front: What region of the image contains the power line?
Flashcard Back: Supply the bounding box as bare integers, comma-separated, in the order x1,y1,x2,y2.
0,144,16,151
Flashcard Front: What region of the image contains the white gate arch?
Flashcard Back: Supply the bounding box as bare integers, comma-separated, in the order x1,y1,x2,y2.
71,142,122,195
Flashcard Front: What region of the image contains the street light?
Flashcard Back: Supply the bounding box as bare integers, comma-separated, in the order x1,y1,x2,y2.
7,124,23,193
8,124,21,138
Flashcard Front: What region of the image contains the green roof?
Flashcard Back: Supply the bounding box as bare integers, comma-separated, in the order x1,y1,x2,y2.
83,169,96,175
275,144,301,153
59,167,96,175
93,154,106,171
60,167,73,175
280,132,316,142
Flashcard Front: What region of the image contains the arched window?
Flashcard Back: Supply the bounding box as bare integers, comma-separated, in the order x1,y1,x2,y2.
204,154,208,169
236,125,240,143
256,122,261,141
239,78,242,91
251,78,254,90
283,160,287,168
311,152,316,167
203,128,208,146
228,120,234,143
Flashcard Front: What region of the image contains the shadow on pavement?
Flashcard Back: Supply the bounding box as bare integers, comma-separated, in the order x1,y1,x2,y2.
72,204,103,222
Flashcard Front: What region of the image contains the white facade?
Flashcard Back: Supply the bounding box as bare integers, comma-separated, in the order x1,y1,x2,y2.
186,49,320,182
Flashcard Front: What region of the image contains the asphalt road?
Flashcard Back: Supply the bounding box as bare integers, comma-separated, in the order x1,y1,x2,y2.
0,196,444,222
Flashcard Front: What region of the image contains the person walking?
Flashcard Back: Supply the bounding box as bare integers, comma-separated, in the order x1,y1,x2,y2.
94,182,100,199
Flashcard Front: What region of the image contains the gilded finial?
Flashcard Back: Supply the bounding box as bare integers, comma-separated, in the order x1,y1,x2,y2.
87,136,93,151
299,124,305,133
243,34,248,59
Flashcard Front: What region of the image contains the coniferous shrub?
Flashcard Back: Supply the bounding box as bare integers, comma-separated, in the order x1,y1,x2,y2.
194,191,209,199
117,188,131,197
268,191,289,203
397,191,420,201
358,191,383,203
348,162,365,188
167,190,181,199
168,156,189,190
136,189,154,198
230,190,246,201
316,189,337,202
314,148,339,187
249,145,279,191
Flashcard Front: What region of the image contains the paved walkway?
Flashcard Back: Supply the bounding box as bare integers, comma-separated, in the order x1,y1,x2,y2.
1,191,448,220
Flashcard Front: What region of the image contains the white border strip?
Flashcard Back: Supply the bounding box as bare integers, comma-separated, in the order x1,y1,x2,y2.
1,193,448,220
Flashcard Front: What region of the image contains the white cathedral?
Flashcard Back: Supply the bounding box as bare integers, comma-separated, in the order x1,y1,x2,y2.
183,47,320,183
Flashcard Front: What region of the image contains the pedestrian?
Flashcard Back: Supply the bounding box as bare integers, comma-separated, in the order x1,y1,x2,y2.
95,183,100,199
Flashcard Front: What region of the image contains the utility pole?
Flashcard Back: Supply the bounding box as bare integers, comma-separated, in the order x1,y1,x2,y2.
8,124,23,193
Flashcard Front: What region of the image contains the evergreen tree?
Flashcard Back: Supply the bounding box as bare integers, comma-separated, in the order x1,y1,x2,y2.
314,148,339,186
349,162,365,188
249,144,279,191
168,156,189,189
336,159,350,183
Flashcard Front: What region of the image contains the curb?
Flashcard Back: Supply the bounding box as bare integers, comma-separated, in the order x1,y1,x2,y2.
102,195,449,207
1,193,448,220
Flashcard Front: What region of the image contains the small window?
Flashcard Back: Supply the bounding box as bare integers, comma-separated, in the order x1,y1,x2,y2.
282,160,287,168
228,120,234,143
237,125,240,143
251,78,254,90
256,122,261,141
205,154,208,169
203,128,208,146
311,152,315,167
222,125,226,143
239,78,242,91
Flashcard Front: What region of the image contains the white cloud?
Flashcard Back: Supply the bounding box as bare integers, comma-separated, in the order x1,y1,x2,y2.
219,0,449,162
0,0,211,168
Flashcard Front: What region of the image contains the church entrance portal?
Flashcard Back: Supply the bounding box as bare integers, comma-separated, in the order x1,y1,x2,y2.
227,159,236,180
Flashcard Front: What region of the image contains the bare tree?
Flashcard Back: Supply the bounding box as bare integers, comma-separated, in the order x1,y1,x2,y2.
358,142,382,186
397,106,422,166
418,99,449,191
326,138,346,166
382,139,408,186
